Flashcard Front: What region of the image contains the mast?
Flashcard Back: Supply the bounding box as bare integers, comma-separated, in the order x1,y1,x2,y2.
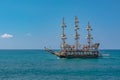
74,16,80,50
86,22,93,49
61,17,67,51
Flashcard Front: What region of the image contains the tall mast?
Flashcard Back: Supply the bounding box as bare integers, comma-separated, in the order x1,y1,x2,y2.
61,17,67,51
86,22,93,49
74,16,80,50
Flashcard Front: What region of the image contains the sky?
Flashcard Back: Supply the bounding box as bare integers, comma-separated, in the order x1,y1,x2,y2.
0,0,120,49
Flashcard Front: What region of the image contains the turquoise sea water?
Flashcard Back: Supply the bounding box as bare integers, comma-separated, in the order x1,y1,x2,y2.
0,50,120,80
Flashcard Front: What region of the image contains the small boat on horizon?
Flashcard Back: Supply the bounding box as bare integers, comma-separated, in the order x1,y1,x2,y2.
45,16,100,58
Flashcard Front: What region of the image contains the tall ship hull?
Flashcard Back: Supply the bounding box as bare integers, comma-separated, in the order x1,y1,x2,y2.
55,51,99,58
45,48,100,58
45,48,99,58
45,16,100,58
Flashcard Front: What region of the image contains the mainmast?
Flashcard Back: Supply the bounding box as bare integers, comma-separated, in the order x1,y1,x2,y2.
74,16,80,50
86,22,93,49
61,18,67,51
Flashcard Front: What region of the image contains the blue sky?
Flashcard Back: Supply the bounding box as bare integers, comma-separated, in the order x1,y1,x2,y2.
0,0,120,49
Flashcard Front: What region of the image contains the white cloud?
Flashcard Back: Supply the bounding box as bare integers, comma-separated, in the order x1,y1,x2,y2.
1,33,13,39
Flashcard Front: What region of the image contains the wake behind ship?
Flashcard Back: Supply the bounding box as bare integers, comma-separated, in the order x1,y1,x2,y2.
45,16,100,58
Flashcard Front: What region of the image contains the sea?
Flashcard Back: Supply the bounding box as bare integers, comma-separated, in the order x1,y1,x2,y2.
0,50,120,80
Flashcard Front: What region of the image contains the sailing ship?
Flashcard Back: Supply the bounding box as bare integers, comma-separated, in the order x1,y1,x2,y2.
45,16,100,58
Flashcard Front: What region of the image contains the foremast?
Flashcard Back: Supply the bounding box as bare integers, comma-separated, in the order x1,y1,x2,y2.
74,16,80,50
86,22,93,50
61,18,67,51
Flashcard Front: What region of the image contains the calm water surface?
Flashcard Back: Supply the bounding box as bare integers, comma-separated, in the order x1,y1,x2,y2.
0,50,120,80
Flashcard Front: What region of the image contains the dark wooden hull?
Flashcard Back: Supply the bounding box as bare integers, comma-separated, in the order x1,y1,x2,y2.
58,54,99,58
45,47,99,58
55,52,99,58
